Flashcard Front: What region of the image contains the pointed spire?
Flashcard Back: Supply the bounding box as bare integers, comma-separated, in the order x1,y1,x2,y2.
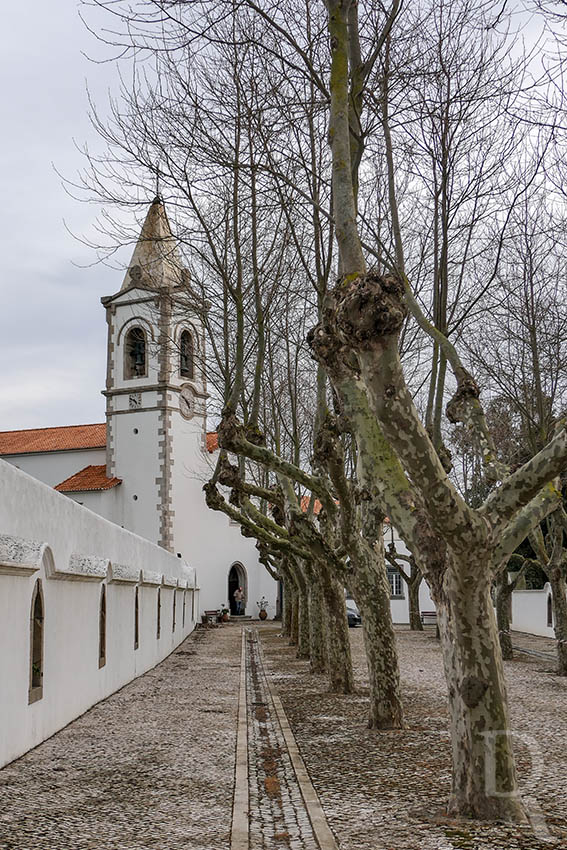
120,197,185,292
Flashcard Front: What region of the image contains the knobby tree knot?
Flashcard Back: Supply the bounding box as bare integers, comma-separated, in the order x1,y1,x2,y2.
446,371,481,424
333,272,407,350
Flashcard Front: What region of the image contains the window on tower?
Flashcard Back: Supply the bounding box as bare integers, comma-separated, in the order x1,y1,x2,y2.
180,330,194,379
125,327,147,379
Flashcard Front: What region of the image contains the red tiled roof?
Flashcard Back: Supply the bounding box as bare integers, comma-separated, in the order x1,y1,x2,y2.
55,465,121,493
300,495,323,515
206,432,219,453
0,424,106,456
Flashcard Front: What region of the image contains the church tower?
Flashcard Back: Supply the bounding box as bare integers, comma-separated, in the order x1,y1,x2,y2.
101,197,208,553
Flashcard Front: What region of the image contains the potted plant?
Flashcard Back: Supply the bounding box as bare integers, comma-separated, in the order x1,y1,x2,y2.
257,597,269,620
220,606,230,623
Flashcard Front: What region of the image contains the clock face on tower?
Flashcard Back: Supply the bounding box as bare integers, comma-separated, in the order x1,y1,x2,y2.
129,393,142,409
179,386,195,419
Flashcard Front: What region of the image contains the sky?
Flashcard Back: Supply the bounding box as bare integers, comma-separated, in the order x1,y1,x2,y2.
0,3,136,431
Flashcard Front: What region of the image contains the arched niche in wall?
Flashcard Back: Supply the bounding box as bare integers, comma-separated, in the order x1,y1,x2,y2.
99,585,107,669
157,587,161,639
29,579,44,704
134,586,140,650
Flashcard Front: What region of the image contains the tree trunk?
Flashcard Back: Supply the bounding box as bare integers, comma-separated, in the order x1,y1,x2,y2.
289,586,299,646
435,557,527,822
321,572,354,693
549,569,567,676
309,573,328,674
495,570,514,661
282,577,292,637
297,581,311,660
349,535,403,728
408,576,423,631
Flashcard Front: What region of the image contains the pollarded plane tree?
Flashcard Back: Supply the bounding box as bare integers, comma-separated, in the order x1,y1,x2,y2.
307,0,567,822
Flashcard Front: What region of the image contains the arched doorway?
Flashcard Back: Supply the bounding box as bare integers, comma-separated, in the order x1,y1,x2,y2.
228,563,247,616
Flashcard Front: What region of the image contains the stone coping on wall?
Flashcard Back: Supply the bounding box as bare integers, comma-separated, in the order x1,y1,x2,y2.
108,563,140,584
0,533,42,576
0,532,197,588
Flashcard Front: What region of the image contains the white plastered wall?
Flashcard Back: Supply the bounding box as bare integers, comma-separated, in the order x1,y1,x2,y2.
0,459,198,769
511,584,555,638
3,447,106,488
168,411,278,618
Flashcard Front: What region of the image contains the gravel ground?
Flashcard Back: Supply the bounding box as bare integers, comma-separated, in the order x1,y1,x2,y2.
0,625,241,850
260,623,567,850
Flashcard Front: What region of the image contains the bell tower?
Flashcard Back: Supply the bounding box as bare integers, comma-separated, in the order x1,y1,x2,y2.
101,197,208,552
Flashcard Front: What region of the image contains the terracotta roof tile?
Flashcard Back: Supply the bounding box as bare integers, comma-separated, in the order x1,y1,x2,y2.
300,495,323,515
54,465,121,493
206,432,219,453
0,424,106,455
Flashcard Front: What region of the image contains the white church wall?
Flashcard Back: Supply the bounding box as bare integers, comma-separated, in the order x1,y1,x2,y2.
0,459,197,770
511,585,555,638
169,413,279,618
68,486,124,525
3,447,106,488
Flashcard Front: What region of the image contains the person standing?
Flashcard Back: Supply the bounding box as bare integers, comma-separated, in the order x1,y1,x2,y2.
234,586,244,615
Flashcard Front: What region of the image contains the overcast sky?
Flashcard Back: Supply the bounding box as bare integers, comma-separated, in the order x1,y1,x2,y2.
0,3,137,432
0,3,550,434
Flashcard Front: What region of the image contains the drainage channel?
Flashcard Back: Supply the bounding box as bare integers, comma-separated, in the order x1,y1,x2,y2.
231,628,338,850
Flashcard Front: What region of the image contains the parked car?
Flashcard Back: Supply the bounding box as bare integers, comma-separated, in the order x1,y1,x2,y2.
346,595,362,628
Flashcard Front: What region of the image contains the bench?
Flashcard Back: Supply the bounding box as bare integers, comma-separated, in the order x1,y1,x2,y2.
203,609,220,624
421,610,437,626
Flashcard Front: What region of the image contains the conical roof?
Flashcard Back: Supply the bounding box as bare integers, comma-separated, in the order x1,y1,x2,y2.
120,197,185,291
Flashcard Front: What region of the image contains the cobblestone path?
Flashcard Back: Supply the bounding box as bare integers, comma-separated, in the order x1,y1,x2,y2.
0,626,243,850
245,629,322,850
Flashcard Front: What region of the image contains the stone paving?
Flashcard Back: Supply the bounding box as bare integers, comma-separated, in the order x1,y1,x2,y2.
260,624,567,850
0,626,242,850
245,629,320,850
3,620,567,850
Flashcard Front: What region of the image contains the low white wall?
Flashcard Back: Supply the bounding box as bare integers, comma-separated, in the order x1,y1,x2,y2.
512,584,555,638
0,460,198,769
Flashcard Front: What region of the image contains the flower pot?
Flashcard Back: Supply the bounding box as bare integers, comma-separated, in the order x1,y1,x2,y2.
259,609,268,621
222,612,229,622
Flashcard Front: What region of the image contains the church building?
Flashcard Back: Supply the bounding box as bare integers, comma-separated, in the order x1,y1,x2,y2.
0,198,277,619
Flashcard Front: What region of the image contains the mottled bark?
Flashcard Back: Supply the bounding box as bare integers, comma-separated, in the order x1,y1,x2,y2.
495,570,514,661
349,532,403,728
408,576,423,632
326,0,366,276
435,558,527,822
289,585,299,646
282,577,292,637
313,389,403,726
548,568,567,676
309,572,328,674
321,572,354,693
297,579,311,660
